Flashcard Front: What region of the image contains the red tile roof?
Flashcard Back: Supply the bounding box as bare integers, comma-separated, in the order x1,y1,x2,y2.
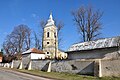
30,48,44,54
22,48,45,54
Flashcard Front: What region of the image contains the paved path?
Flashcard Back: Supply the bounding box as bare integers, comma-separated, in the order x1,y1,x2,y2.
0,68,53,80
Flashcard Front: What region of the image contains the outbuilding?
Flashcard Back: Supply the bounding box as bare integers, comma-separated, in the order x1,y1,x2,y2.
22,48,45,60
66,36,120,60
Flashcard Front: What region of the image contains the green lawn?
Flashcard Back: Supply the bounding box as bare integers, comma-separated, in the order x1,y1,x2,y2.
17,69,96,80
16,69,120,80
1,67,120,80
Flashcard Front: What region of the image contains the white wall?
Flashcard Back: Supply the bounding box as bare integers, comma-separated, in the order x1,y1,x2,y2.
68,47,119,60
101,59,120,77
31,53,45,59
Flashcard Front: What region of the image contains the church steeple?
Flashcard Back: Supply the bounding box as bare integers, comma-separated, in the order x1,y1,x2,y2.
43,13,67,59
45,12,55,26
49,12,53,20
43,13,58,59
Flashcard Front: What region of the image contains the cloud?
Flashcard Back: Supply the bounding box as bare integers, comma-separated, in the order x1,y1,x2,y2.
3,32,8,35
31,13,37,18
0,32,8,36
21,18,26,22
31,13,40,19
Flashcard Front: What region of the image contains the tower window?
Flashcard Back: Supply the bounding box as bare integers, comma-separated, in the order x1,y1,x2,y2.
47,42,49,44
47,52,49,54
47,32,49,37
54,32,56,38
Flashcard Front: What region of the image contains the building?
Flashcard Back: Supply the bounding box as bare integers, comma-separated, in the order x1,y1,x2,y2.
43,13,67,59
0,52,3,62
22,48,45,60
67,36,120,60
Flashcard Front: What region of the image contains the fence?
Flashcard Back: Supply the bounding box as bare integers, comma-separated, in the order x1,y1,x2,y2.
0,59,120,77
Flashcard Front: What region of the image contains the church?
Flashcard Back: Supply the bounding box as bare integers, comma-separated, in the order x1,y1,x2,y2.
22,13,67,60
43,13,67,59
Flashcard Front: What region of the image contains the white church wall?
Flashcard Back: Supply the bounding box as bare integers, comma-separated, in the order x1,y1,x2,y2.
31,53,45,59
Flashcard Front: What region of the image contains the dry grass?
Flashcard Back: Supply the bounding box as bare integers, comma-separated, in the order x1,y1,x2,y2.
1,67,120,80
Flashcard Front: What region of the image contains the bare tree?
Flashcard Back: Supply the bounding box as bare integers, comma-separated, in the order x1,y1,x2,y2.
40,20,47,49
3,34,16,55
33,31,41,49
24,26,31,50
55,20,64,48
11,24,31,52
72,5,103,42
3,24,31,57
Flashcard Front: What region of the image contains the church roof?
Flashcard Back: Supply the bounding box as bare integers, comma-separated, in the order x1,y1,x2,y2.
45,12,55,27
68,36,120,52
22,48,44,54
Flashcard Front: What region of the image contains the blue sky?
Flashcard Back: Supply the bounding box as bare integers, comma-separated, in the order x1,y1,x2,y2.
0,0,120,51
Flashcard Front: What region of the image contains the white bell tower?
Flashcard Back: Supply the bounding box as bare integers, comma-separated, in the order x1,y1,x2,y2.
43,13,58,59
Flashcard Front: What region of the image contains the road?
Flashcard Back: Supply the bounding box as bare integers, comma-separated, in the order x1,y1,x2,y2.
0,68,53,80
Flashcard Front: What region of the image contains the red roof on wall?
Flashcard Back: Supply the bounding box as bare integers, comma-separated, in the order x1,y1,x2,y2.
22,48,44,54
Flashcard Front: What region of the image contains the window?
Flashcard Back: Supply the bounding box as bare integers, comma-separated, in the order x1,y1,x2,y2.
54,32,56,38
47,42,49,44
47,52,49,54
47,32,49,37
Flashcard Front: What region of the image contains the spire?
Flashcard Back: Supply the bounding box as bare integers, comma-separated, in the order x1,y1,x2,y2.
45,12,55,26
49,12,53,20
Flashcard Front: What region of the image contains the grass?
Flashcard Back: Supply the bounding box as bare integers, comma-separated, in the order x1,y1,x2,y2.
16,69,96,80
1,67,120,80
15,69,120,80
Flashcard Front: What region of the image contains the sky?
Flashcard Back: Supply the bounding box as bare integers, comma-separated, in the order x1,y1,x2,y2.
0,0,120,51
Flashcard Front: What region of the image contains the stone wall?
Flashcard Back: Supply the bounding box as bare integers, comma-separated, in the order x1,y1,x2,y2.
31,60,51,71
30,59,120,76
51,60,94,75
21,59,94,75
22,54,31,69
101,59,120,77
10,58,120,77
11,59,95,75
13,60,21,68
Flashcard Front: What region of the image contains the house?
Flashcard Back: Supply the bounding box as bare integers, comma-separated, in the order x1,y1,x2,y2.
57,50,67,59
22,48,45,60
0,52,3,62
66,36,120,60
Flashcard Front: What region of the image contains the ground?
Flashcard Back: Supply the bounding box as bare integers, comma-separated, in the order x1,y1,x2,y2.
0,67,120,80
0,67,52,80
